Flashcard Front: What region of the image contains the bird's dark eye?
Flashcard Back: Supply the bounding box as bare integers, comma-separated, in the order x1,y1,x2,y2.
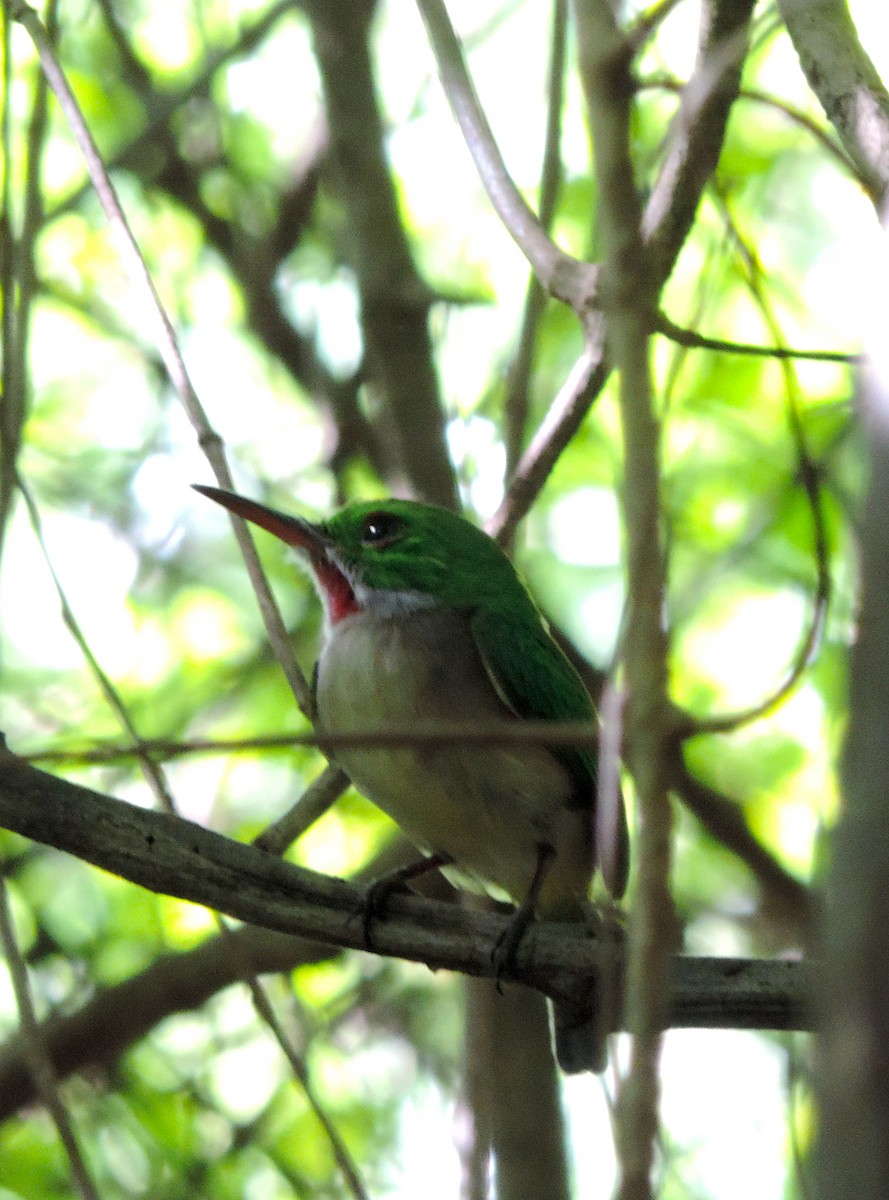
360,511,403,547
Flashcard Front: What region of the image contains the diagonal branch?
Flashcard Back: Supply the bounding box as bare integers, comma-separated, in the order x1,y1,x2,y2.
777,0,889,209
491,0,757,537
414,0,599,322
0,752,810,1037
12,0,313,715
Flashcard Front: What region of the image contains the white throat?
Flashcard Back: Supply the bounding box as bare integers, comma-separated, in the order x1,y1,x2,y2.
351,583,442,619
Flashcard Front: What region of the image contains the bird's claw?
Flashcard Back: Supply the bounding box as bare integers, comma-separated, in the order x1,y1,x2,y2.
357,876,403,950
356,853,451,950
491,905,534,992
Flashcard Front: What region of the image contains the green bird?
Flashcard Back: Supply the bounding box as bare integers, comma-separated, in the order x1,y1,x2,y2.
195,485,629,1071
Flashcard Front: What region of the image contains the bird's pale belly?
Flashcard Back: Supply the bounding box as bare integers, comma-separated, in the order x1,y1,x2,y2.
315,608,594,910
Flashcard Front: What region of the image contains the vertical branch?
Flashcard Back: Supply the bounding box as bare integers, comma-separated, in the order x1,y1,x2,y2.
306,0,459,510
0,0,55,566
503,0,568,473
815,205,889,1198
571,3,673,1198
489,985,571,1200
0,0,18,563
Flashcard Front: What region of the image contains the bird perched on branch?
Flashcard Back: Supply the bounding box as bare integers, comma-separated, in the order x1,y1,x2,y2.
195,485,629,1071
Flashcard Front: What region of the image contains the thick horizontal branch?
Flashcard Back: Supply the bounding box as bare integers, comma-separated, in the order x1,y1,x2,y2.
0,754,811,1035
19,724,814,942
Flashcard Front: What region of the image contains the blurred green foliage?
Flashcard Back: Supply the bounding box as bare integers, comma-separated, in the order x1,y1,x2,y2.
0,0,877,1195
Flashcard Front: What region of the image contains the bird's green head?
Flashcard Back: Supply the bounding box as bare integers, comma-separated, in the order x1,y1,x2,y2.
194,487,529,624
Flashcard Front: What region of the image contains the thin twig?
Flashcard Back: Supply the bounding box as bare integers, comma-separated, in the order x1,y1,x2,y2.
682,185,831,736
242,971,370,1200
6,19,358,1165
493,0,757,538
638,76,855,178
13,491,354,1193
414,0,598,320
490,339,608,544
15,488,360,1195
11,0,312,715
17,719,613,767
16,478,179,811
503,0,569,475
0,874,100,1200
655,311,857,364
254,765,350,856
16,474,357,1191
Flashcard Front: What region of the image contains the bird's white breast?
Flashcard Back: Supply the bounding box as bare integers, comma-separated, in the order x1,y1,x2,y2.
315,605,593,909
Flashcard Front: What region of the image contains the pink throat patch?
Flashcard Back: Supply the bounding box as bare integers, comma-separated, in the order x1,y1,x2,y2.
314,557,360,624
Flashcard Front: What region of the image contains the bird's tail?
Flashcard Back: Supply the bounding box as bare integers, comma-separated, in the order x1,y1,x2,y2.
549,901,623,1073
551,994,608,1073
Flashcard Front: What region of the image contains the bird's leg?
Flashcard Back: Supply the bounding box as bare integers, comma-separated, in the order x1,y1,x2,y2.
491,842,555,981
360,852,451,948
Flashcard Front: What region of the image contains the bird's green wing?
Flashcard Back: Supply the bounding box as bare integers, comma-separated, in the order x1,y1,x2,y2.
471,606,629,898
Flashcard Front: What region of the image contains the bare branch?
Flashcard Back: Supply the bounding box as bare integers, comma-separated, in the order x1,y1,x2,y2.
655,311,857,364
503,0,569,474
641,0,755,280
306,0,458,509
0,877,99,1200
414,0,599,320
0,903,810,1125
0,754,810,1037
492,0,757,537
815,200,889,1200
778,0,889,209
491,341,608,543
254,764,350,855
12,1,314,715
571,0,673,1192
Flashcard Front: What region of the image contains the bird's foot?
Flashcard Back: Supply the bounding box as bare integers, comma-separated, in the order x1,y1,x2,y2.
491,902,536,991
357,852,450,950
490,841,556,988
